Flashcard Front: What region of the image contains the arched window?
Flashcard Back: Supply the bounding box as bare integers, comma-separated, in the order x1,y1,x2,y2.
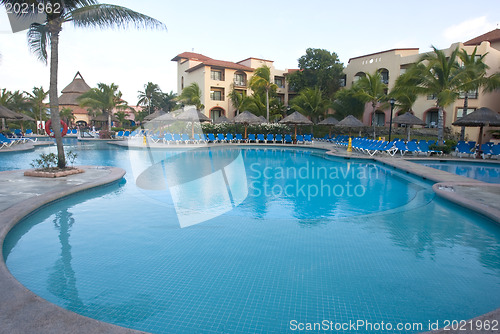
372,110,385,126
425,109,439,128
378,68,389,84
210,107,225,121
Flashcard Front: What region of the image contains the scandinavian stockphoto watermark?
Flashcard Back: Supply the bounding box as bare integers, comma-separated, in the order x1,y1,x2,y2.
249,161,379,200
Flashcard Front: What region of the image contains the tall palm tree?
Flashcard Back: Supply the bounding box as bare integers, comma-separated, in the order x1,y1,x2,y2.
77,83,129,131
228,88,250,116
248,65,277,122
405,46,464,145
137,82,163,114
457,47,489,140
114,111,129,128
177,82,204,110
160,91,178,112
331,87,366,120
391,73,419,114
353,71,387,139
26,86,49,133
290,87,328,123
0,0,166,168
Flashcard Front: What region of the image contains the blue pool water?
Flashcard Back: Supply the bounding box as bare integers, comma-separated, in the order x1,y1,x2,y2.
414,160,500,184
2,140,500,333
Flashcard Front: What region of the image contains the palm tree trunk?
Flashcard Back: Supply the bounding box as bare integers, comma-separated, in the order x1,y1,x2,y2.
437,106,444,146
266,89,269,122
460,93,468,141
372,102,377,140
108,112,112,132
48,21,66,168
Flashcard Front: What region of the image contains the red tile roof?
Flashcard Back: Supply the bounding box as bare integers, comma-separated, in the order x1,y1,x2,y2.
464,29,500,46
172,52,254,72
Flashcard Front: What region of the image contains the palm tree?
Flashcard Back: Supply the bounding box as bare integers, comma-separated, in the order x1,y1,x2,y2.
353,71,387,139
59,107,76,126
177,83,204,110
248,65,277,122
77,83,129,131
160,91,178,111
137,82,163,114
290,87,329,123
391,73,419,114
114,111,129,128
457,47,490,140
26,86,49,133
331,88,365,120
228,88,250,116
0,0,166,168
404,46,464,145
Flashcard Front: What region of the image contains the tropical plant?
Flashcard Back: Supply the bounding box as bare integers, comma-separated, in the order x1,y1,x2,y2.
77,83,130,131
228,88,250,116
353,71,387,139
160,91,178,111
248,65,277,122
330,87,365,120
290,87,329,123
244,93,267,117
137,82,163,114
26,86,49,129
177,82,204,110
0,0,166,168
399,46,464,145
59,107,75,126
390,74,419,114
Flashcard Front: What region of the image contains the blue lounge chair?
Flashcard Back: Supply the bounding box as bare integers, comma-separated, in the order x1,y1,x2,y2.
284,134,293,144
193,133,203,144
207,133,217,143
266,134,274,143
116,130,124,138
418,140,442,156
304,134,313,144
257,134,265,143
248,134,256,143
235,134,244,143
480,144,493,159
394,141,409,156
491,144,500,159
275,134,283,143
406,141,422,155
456,142,475,158
25,129,33,135
173,133,183,144
124,130,130,137
217,133,226,143
296,135,304,144
181,133,191,144
226,133,235,143
163,133,174,144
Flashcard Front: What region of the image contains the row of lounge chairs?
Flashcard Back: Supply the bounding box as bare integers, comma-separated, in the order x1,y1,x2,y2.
332,137,443,157
0,133,35,148
144,133,314,145
455,141,500,159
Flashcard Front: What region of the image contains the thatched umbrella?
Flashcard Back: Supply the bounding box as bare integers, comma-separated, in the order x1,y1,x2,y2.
143,109,166,121
392,112,425,141
214,115,233,124
257,116,267,124
279,111,312,139
452,107,500,147
233,110,261,138
318,116,339,137
149,112,176,123
0,105,23,130
336,115,365,136
176,106,211,138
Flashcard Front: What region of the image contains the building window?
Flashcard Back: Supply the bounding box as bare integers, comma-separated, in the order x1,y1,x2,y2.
277,94,285,104
210,87,224,101
425,110,439,128
181,76,184,90
339,75,346,87
379,69,389,84
234,72,246,86
373,111,385,126
459,89,478,99
274,76,285,88
456,107,476,119
211,68,224,81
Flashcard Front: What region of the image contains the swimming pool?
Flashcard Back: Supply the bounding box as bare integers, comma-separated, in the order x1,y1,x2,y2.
3,141,500,333
414,160,500,184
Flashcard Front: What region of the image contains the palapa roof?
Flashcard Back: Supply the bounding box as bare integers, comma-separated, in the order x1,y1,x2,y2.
318,116,339,125
464,29,500,46
176,106,211,122
214,115,233,124
452,107,500,127
233,110,261,124
0,105,23,119
279,111,312,125
143,109,166,121
391,112,425,125
59,72,91,106
336,115,365,127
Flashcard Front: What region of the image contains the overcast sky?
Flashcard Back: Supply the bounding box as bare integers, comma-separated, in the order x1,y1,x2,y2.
1,0,499,105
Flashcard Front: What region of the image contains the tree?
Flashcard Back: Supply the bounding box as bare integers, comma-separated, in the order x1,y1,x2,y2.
177,82,204,110
160,91,178,111
391,73,419,114
290,87,329,123
401,46,464,145
26,86,49,133
0,0,166,168
77,83,129,131
248,65,277,122
59,107,76,126
114,111,129,127
245,93,267,117
228,88,250,116
330,88,365,120
137,82,163,114
353,71,387,139
287,48,344,100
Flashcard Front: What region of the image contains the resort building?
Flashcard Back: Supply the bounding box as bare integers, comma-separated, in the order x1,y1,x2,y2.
171,52,297,120
343,29,500,142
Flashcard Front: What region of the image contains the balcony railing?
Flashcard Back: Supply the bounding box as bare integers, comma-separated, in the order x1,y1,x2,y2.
233,79,246,87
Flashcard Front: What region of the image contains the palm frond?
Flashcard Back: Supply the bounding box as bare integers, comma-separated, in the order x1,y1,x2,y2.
27,23,50,64
68,4,166,30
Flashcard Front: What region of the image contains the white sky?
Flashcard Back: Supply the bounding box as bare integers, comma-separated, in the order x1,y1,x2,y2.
0,0,499,105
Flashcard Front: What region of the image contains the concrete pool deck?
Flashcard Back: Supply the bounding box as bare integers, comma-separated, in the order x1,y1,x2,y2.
0,143,499,333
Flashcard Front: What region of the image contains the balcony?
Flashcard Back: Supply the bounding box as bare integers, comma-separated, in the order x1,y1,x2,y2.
233,79,246,87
